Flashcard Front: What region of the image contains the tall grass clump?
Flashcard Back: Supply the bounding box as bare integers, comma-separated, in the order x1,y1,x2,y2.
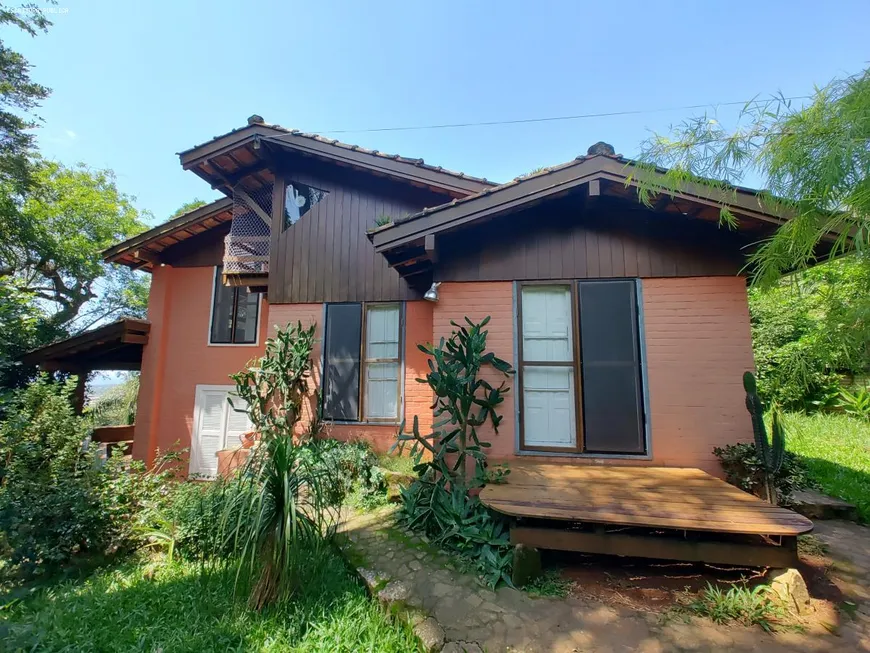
221,321,344,610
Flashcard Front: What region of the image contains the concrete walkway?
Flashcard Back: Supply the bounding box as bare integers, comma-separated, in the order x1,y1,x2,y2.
338,508,870,652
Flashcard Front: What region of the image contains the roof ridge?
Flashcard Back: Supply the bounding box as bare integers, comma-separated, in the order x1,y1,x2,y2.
179,119,497,188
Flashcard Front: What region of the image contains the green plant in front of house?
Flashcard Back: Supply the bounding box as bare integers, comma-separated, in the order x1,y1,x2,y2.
713,443,811,505
393,317,516,587
223,321,345,610
687,583,784,632
743,371,786,503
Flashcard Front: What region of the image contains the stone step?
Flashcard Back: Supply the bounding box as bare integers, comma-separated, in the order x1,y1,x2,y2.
790,489,859,522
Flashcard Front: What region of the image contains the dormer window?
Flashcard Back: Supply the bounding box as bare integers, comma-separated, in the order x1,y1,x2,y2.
283,181,328,230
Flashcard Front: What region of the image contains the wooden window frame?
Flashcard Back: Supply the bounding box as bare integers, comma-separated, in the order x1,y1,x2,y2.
361,303,404,423
208,266,261,346
516,281,584,454
323,301,405,425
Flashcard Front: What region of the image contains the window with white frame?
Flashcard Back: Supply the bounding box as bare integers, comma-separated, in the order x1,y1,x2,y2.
210,266,260,344
322,303,402,422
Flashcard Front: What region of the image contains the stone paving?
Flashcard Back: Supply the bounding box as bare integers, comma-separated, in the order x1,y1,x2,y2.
338,507,870,652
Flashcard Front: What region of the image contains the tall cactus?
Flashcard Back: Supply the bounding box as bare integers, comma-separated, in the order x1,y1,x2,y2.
743,371,785,503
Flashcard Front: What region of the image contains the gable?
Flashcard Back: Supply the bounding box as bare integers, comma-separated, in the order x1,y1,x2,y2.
269,162,451,303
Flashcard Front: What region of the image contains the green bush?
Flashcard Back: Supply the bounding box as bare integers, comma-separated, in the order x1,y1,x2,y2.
749,257,870,411
713,442,812,503
0,376,182,576
0,376,106,572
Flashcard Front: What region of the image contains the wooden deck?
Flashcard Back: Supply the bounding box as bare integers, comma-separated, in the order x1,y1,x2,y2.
480,463,814,567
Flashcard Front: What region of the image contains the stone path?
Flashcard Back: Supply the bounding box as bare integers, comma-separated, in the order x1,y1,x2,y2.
338,508,870,652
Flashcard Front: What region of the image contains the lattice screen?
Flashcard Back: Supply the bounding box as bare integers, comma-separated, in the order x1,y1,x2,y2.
224,182,273,274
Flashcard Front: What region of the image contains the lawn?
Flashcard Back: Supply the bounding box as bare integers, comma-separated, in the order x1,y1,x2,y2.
0,547,421,652
785,412,870,522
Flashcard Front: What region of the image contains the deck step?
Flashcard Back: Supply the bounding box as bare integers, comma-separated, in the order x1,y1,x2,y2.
790,489,858,522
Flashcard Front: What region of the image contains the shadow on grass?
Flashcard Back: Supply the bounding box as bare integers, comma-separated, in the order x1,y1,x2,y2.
796,455,870,523
0,546,419,652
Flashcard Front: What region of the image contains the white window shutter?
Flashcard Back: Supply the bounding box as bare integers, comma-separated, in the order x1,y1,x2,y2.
224,393,253,449
191,389,228,478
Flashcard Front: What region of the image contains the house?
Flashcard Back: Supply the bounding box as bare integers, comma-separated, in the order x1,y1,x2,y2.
90,116,811,479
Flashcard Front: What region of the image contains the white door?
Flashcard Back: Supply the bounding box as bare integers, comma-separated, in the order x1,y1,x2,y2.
521,286,577,448
190,385,251,478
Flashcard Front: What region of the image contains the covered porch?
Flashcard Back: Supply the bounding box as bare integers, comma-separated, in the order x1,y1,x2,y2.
480,462,814,569
22,318,150,453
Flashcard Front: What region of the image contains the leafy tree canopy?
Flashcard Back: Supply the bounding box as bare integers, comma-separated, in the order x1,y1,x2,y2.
634,68,869,285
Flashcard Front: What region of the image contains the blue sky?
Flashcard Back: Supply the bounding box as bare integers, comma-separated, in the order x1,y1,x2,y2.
6,0,869,226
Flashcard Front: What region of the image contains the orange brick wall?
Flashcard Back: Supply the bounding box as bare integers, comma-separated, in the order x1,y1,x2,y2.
641,276,755,473
429,278,754,474
268,301,434,453
432,283,517,458
133,266,269,467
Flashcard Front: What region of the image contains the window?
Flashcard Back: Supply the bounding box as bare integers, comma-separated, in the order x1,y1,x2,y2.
519,286,578,449
190,385,252,478
210,266,260,344
283,180,328,230
518,280,646,455
322,303,402,422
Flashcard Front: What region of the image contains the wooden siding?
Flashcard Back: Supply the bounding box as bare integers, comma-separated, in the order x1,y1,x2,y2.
161,223,228,268
436,196,747,282
270,164,452,303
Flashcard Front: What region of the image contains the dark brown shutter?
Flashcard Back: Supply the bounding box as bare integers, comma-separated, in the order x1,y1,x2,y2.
323,303,362,421
578,280,646,454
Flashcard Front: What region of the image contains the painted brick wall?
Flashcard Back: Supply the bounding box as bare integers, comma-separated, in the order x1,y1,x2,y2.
133,265,269,467
432,282,517,458
642,276,755,473
269,301,434,453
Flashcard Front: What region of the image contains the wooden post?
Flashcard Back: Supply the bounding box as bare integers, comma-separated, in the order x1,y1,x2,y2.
72,372,87,415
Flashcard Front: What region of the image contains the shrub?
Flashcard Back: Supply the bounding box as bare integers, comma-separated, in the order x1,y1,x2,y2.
713,442,812,503
394,317,516,587
839,386,870,421
0,376,106,572
0,376,183,576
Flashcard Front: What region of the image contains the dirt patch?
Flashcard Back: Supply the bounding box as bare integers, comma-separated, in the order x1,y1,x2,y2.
546,548,844,621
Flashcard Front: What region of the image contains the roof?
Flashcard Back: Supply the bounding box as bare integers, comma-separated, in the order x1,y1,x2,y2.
103,198,234,271
179,116,497,198
370,149,796,254
21,318,150,372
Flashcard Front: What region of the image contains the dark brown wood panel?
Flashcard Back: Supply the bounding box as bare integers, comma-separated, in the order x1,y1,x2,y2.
161,224,228,267
436,195,747,282
270,162,451,303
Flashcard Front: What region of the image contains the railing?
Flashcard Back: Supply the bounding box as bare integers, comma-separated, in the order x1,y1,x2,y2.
92,424,135,456
223,234,269,275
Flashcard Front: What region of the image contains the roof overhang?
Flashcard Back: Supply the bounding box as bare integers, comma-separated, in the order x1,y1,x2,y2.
103,198,234,271
178,119,496,199
371,154,796,255
22,318,151,372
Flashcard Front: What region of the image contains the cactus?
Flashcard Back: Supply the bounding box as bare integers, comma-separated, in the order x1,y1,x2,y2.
743,371,785,503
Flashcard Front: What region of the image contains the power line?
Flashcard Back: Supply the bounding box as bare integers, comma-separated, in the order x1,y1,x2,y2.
316,96,812,135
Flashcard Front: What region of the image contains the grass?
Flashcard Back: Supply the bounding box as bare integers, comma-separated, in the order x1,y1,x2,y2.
0,548,421,652
687,583,784,632
524,569,572,598
784,412,870,521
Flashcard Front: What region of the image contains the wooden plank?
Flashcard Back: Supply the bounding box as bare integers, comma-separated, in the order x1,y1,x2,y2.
511,527,799,568
484,496,811,535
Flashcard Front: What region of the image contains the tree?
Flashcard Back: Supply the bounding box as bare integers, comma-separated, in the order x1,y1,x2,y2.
170,198,207,218
634,67,869,285
0,3,51,197
1,161,147,327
